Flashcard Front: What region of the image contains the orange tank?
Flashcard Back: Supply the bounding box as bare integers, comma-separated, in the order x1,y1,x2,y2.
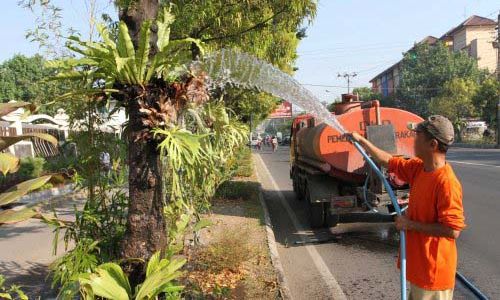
293,101,423,182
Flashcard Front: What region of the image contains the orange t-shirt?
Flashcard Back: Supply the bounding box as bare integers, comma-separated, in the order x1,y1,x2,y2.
388,157,466,290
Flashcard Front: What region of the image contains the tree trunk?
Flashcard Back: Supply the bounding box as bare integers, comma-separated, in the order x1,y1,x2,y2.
118,0,163,283
121,96,167,281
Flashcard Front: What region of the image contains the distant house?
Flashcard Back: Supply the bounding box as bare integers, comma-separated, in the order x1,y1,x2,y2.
370,15,498,96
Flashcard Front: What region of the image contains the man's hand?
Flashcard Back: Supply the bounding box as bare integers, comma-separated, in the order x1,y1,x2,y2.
344,131,391,168
395,215,461,238
345,131,364,143
395,215,412,231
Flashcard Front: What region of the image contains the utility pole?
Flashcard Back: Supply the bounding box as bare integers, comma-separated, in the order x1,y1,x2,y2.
338,72,357,93
496,13,500,147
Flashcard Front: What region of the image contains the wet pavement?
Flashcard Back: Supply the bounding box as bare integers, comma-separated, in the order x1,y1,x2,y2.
254,146,490,299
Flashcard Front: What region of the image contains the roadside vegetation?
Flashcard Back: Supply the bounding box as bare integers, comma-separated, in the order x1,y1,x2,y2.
184,149,278,299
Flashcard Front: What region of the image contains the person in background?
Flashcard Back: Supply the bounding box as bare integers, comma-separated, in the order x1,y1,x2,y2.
271,136,278,152
347,115,465,300
99,151,111,175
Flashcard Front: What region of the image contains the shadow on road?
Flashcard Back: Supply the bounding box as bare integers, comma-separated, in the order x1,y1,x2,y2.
0,260,56,298
0,224,45,239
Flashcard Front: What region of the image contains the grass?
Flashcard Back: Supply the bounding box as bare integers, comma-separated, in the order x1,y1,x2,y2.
231,146,254,178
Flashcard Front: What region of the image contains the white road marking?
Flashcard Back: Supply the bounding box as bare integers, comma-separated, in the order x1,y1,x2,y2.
448,160,500,168
254,153,347,300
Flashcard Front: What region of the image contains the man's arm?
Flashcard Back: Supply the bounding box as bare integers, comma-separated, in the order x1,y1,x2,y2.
395,215,461,239
347,132,392,168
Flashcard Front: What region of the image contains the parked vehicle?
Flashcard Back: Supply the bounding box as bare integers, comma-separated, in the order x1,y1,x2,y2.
280,135,291,145
290,94,423,228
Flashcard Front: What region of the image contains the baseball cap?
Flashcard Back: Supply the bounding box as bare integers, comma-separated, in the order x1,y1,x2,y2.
407,115,454,145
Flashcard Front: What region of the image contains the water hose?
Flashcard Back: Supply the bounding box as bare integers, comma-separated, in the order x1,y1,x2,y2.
351,140,407,300
362,172,408,215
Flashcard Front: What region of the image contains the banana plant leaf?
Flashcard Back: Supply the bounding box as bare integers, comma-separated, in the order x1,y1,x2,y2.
0,133,57,151
0,175,52,207
0,153,20,175
0,207,38,225
79,263,131,300
0,102,36,117
135,257,185,300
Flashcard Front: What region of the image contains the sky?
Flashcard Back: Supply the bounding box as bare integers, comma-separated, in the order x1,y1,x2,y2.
1,0,499,104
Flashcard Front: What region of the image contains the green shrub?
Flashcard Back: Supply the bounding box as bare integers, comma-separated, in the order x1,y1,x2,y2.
18,156,46,179
215,180,257,200
45,155,78,173
230,146,253,177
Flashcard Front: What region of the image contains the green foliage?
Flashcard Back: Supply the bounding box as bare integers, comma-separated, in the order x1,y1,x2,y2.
229,146,253,178
473,77,500,129
429,78,479,130
167,0,316,124
50,7,202,90
0,274,28,300
223,88,279,125
45,154,78,173
0,102,63,225
397,42,488,116
352,87,383,102
18,157,46,180
49,239,100,299
155,101,248,213
78,252,185,300
0,55,73,114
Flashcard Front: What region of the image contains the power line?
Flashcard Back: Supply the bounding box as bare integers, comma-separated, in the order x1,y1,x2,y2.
299,83,443,91
297,41,414,54
298,45,411,57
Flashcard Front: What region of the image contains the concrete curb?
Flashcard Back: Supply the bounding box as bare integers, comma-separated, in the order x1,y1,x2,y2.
257,181,292,300
18,183,76,205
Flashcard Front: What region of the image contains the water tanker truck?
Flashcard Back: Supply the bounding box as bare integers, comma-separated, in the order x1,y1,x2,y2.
290,94,424,228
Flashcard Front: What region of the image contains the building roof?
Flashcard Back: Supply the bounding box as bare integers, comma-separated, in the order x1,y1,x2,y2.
440,15,496,39
369,36,438,82
369,15,496,84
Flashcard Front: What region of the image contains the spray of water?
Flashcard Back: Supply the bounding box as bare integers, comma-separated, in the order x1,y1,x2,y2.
191,49,347,134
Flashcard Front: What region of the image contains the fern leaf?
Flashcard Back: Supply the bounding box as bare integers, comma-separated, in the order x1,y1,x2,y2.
135,20,152,84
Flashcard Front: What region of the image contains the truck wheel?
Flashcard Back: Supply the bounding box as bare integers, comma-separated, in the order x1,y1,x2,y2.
306,190,325,228
292,173,298,193
327,212,339,228
294,172,304,201
309,202,325,228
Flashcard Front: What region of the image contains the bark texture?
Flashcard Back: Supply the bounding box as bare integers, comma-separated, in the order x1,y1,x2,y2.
121,94,167,258
118,1,164,283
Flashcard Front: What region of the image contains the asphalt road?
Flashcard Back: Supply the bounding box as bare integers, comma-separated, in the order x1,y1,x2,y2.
0,193,84,298
447,148,500,299
254,145,499,299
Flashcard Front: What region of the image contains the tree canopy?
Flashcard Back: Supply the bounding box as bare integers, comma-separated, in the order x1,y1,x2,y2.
396,42,488,117
472,77,500,129
0,54,71,114
352,87,382,102
428,78,478,129
165,0,317,124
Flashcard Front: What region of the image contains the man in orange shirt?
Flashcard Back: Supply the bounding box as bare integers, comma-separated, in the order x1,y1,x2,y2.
349,115,466,300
